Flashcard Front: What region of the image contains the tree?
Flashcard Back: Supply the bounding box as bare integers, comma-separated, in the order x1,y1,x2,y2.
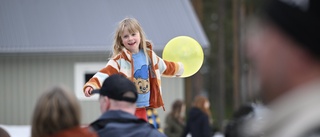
191,0,264,132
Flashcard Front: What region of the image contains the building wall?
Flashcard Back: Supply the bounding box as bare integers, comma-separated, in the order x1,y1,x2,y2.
0,53,184,126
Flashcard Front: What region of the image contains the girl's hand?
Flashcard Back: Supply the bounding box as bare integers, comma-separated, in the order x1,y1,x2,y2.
84,87,93,97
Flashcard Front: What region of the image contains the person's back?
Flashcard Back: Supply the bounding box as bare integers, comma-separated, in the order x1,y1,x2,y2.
182,96,212,137
185,107,211,137
91,110,164,137
89,74,166,137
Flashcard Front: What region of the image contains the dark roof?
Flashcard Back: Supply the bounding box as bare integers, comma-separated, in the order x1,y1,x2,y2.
0,0,209,53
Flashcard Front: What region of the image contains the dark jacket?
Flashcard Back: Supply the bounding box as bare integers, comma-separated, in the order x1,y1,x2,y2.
181,107,212,137
164,114,184,137
90,110,166,137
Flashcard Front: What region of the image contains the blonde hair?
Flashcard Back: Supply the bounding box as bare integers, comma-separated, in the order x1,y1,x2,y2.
31,86,81,137
193,96,211,117
112,18,149,57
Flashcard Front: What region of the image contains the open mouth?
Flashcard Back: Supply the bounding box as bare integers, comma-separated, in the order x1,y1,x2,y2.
128,42,136,46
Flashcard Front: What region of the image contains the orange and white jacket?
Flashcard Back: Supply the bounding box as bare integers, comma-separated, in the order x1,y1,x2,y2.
83,42,184,109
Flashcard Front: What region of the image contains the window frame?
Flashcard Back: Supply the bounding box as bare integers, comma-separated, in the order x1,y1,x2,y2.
74,62,106,101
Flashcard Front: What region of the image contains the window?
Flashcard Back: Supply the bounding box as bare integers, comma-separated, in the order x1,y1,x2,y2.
74,62,106,101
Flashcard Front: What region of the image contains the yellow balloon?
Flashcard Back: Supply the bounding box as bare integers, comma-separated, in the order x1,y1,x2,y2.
163,36,204,77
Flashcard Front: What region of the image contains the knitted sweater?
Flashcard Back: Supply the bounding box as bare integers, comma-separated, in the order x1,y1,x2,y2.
83,43,184,109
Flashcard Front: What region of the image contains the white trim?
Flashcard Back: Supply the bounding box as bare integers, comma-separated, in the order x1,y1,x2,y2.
74,62,106,101
0,125,30,137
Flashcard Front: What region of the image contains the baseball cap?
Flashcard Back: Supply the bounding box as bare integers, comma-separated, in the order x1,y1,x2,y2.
263,0,320,59
91,74,138,103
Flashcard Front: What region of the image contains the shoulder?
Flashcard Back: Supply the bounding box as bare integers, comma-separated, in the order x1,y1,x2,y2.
148,129,167,137
111,48,133,60
112,51,125,60
189,108,207,119
49,127,97,137
190,107,202,113
125,122,166,137
165,114,175,123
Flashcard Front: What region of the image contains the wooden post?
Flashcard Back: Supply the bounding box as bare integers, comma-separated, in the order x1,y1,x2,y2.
217,0,226,130
191,0,203,22
233,0,240,111
240,0,248,104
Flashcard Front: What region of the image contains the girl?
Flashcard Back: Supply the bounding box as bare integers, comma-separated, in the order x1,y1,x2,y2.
83,18,184,121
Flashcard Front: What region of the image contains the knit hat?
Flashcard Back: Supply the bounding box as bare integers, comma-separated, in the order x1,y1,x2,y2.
264,0,320,58
91,74,138,103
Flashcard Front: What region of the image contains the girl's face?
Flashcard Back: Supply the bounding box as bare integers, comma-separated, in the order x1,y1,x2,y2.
121,28,141,54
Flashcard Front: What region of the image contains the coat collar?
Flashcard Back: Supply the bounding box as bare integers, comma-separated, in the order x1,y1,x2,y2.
121,48,132,61
99,110,138,120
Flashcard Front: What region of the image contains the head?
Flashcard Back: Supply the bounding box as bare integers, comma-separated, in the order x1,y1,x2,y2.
193,96,211,117
0,127,10,137
246,0,320,103
91,74,138,114
31,86,81,137
170,100,185,120
112,18,149,56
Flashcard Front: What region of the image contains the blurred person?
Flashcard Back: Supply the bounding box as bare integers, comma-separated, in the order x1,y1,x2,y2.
89,74,166,137
0,126,10,137
31,86,97,137
164,100,185,137
225,104,254,137
244,0,320,136
181,96,213,137
224,103,268,137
